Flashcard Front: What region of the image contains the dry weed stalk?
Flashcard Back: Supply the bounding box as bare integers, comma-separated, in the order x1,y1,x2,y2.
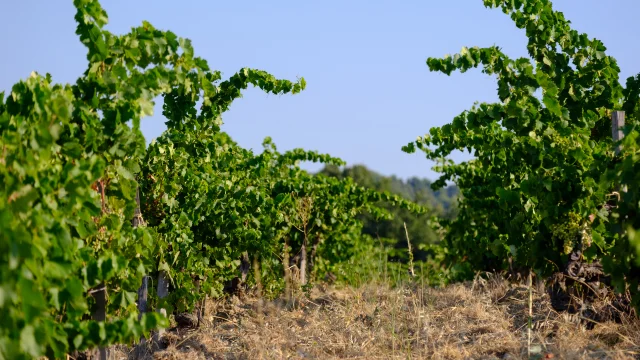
403,222,415,278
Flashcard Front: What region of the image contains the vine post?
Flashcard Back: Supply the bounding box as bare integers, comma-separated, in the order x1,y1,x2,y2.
309,235,322,280
253,255,263,327
240,251,251,286
612,111,626,236
295,197,313,286
92,181,108,360
91,285,108,360
133,186,149,357
612,111,625,156
154,272,170,343
133,186,148,320
283,238,292,305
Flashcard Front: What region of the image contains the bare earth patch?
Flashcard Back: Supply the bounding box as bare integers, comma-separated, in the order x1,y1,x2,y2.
115,277,640,359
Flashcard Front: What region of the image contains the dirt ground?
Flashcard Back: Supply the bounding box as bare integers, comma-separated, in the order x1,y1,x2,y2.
113,275,640,360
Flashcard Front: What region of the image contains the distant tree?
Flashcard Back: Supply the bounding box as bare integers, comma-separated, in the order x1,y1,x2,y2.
318,165,459,262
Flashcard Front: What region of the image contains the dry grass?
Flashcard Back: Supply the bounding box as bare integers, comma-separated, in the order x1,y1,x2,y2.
114,275,640,360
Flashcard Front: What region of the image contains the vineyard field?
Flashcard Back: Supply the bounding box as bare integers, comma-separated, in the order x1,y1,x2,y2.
3,0,640,359
120,278,640,359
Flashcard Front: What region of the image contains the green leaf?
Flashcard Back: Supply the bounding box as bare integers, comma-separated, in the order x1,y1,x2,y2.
542,94,562,116
19,278,45,322
592,231,605,251
496,187,520,204
20,325,41,357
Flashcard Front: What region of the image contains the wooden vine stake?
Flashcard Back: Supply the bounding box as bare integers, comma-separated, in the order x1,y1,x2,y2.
612,111,625,156
612,111,626,235
91,284,108,360
527,270,532,358
154,271,170,344
92,180,108,360
283,237,292,306
133,186,150,357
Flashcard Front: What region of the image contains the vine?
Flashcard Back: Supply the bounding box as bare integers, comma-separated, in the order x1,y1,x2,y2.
0,1,428,358
404,0,640,308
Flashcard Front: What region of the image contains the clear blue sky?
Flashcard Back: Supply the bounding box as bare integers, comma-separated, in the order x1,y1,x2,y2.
1,1,639,180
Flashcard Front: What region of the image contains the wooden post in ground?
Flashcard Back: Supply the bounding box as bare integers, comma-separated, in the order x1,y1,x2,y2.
612,111,627,235
133,185,150,357
195,276,206,327
612,111,625,156
92,284,108,360
137,277,148,320
154,271,170,345
133,187,148,321
612,110,626,195
283,238,292,306
240,251,251,288
92,179,108,360
133,186,148,321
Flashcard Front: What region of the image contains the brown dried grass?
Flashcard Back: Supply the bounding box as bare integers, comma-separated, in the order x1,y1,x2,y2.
115,275,640,360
